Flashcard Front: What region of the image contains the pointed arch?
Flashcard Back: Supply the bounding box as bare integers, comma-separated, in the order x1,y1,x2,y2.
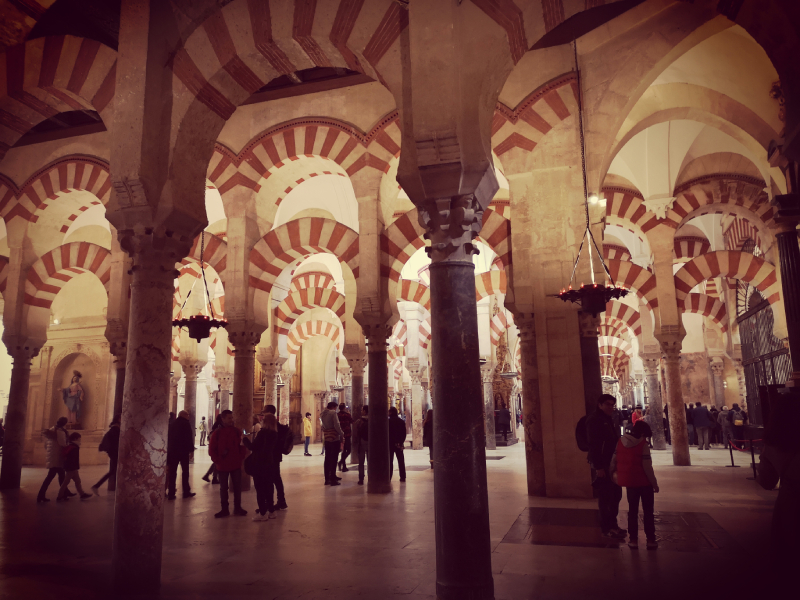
606,259,659,312
674,251,779,304
24,242,111,308
274,287,346,336
475,270,507,302
287,319,341,357
680,293,729,333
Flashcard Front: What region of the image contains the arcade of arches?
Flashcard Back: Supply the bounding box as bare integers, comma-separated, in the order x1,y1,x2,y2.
0,1,799,598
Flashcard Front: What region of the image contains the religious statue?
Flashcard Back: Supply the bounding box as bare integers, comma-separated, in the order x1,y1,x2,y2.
62,370,85,425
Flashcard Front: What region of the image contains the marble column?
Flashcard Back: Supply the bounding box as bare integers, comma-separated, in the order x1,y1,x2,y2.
279,370,290,425
516,314,546,496
257,353,286,412
228,324,261,492
0,346,39,489
578,311,603,415
110,342,127,422
181,363,204,441
217,371,232,412
348,360,366,464
480,362,496,450
112,235,185,593
659,337,691,466
710,360,725,408
366,327,391,494
732,358,747,407
642,355,667,450
169,373,180,415
408,359,424,450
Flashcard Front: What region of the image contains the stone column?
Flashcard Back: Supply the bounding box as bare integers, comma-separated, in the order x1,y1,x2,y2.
109,342,127,421
111,235,187,593
422,196,493,600
228,324,262,492
347,359,366,464
578,311,603,415
732,358,746,407
169,372,180,415
0,346,39,489
217,371,232,412
181,362,204,440
658,337,691,466
480,361,496,450
257,351,285,412
278,370,290,425
366,327,391,494
710,359,725,408
642,355,667,450
516,313,546,496
407,358,424,449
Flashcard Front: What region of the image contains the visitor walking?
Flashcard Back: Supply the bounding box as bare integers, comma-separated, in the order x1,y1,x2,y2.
56,433,92,501
263,405,289,510
209,410,247,517
352,406,369,485
610,420,659,549
337,403,353,472
389,407,407,482
423,409,434,469
586,394,626,539
37,417,74,502
166,410,196,500
91,419,120,495
686,403,696,446
709,407,720,445
199,416,207,446
202,414,222,484
729,403,747,445
320,401,343,486
245,413,278,521
693,403,712,450
303,412,313,456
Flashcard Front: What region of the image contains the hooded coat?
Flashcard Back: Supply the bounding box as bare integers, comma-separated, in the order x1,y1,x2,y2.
610,433,658,488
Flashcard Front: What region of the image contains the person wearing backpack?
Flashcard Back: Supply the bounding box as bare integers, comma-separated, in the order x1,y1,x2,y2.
728,403,747,446
586,394,626,539
263,405,290,509
91,420,121,495
353,405,369,485
303,412,313,456
610,420,659,550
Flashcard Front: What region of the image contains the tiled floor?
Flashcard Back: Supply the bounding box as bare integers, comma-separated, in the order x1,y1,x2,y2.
0,441,785,599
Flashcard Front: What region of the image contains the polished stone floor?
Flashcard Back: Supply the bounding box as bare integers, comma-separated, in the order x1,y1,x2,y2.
0,440,784,599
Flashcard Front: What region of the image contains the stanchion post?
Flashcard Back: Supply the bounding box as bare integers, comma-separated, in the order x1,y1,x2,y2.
747,435,758,480
726,440,740,468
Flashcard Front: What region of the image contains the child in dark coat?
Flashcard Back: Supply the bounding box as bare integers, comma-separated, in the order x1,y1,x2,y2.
57,432,92,501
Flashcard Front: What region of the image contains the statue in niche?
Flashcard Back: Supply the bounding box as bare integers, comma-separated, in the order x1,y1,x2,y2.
62,370,85,426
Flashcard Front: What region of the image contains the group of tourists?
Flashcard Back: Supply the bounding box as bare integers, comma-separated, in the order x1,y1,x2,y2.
685,402,748,448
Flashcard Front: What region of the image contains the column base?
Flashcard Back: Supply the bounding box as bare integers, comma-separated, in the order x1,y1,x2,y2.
367,481,392,494
436,580,495,600
495,435,518,447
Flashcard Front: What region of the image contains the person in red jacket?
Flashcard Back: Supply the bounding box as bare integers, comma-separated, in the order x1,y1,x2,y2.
610,420,659,550
208,410,247,518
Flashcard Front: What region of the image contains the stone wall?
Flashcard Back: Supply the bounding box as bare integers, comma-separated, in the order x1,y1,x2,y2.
680,352,713,407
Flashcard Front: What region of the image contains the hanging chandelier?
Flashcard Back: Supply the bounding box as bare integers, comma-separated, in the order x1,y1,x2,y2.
172,231,228,341
557,40,627,317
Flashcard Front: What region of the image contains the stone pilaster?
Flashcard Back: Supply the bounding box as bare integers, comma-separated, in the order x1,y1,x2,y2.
0,345,40,489
516,314,546,495
642,355,667,450
480,362,496,450
111,233,189,592
657,335,691,466
710,360,726,408
365,325,391,494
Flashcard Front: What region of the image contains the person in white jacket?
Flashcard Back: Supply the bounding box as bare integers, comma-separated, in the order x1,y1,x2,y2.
37,417,75,502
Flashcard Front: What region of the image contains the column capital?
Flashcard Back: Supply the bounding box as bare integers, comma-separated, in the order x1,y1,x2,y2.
514,313,536,342
118,231,189,279
256,348,286,373
363,323,392,352
226,320,264,355
479,361,494,383
347,357,367,377
5,341,41,364
657,337,682,361
710,360,725,376
641,354,661,376
418,194,483,264
181,362,205,379
577,311,600,338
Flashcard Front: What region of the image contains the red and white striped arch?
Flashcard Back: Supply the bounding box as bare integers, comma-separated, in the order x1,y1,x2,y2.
24,242,111,308
0,157,111,225
490,312,514,347
181,232,228,280
0,255,9,294
605,259,659,312
387,345,405,363
0,36,117,159
287,319,341,357
674,236,711,261
249,217,359,294
680,293,728,333
671,178,773,230
397,279,430,310
290,271,336,293
674,251,779,304
419,317,431,351
599,336,633,359
274,287,346,336
603,188,666,236
475,270,507,302
603,244,632,263
390,320,407,347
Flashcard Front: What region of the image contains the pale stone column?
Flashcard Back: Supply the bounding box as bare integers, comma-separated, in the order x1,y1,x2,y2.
642,355,667,450
111,234,187,592
516,314,546,495
407,358,424,450
257,349,285,412
732,358,747,408
227,323,262,492
180,362,205,441
278,369,291,425
169,370,181,415
480,361,496,450
710,360,725,408
658,336,691,466
217,371,232,412
0,346,39,489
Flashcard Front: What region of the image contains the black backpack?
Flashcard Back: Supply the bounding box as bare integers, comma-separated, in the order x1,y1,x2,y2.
279,424,293,455
575,415,589,452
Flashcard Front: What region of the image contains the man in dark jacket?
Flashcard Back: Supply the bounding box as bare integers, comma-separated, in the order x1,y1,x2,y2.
91,420,121,495
686,403,696,446
497,405,512,442
263,405,289,510
337,403,353,472
586,394,626,538
693,403,712,450
388,407,407,482
167,410,196,500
